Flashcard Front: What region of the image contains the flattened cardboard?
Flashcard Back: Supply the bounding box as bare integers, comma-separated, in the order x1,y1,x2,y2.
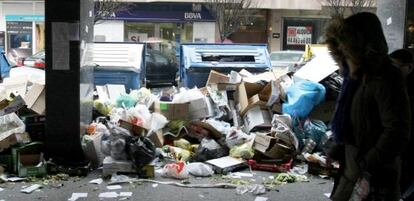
243,106,272,132
205,156,247,174
154,101,189,120
189,97,214,120
24,84,45,115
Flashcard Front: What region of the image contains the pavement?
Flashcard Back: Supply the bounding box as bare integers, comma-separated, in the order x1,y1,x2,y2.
0,169,333,201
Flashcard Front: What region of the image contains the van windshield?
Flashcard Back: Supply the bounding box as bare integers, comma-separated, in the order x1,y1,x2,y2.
201,55,255,62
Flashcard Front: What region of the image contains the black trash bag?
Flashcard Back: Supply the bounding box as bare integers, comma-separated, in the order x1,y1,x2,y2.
192,138,229,162
321,71,343,101
126,136,156,169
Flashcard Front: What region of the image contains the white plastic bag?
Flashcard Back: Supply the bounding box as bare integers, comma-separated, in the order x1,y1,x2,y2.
225,128,250,148
187,162,214,177
172,88,204,103
126,104,152,128
162,162,190,179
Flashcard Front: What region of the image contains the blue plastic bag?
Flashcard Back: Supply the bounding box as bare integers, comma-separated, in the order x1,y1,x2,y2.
282,80,326,119
303,119,327,146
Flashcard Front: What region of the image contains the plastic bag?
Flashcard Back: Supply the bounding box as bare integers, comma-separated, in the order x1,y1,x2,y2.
149,113,169,133
126,136,156,168
126,104,152,128
116,94,138,109
100,125,131,160
163,146,192,162
192,138,228,162
173,139,192,151
282,80,326,119
271,115,299,151
162,162,190,179
187,162,214,177
94,100,113,116
172,88,204,103
321,71,343,101
225,128,250,148
229,142,255,160
303,119,327,147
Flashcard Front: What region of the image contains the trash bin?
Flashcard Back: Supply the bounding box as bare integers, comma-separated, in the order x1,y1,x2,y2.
0,48,10,80
180,44,272,88
82,43,145,92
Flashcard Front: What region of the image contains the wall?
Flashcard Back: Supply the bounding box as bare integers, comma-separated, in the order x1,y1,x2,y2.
94,20,125,42
377,0,407,52
193,22,215,42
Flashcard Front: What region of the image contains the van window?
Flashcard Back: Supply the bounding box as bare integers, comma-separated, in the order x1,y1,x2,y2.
201,55,255,62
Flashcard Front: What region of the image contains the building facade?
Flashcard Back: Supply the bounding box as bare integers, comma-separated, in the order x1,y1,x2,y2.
0,0,45,65
94,0,337,53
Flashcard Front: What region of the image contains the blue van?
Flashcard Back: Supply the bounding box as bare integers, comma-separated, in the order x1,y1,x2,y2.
0,48,10,81
180,44,272,88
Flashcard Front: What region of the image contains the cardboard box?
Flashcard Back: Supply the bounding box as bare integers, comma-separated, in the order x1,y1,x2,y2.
102,156,136,176
24,83,45,115
206,70,238,91
12,142,47,177
154,101,189,120
148,131,165,148
254,133,294,159
243,106,272,132
0,133,17,150
236,82,264,116
189,97,214,120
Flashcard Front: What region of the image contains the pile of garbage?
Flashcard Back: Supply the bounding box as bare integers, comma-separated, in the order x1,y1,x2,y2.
83,62,341,183
0,74,47,180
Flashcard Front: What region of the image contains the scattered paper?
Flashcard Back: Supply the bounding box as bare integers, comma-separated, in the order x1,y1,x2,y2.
68,193,88,201
0,187,3,191
119,192,132,197
230,172,254,178
109,174,131,185
6,177,26,182
255,197,269,201
21,184,42,194
324,193,331,198
99,192,119,198
106,185,122,190
89,178,103,185
199,194,205,198
152,184,158,188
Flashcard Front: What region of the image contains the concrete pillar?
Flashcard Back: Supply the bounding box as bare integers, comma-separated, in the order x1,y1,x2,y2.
45,0,94,165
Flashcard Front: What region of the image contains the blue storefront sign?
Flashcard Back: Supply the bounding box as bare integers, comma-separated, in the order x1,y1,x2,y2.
5,15,45,22
106,3,215,22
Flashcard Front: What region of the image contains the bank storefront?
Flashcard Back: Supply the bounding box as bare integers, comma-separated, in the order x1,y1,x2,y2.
94,3,216,61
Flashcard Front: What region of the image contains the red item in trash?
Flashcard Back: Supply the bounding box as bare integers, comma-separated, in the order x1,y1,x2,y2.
131,116,144,127
247,159,292,173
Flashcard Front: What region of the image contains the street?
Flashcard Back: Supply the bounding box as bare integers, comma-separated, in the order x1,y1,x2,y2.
0,170,333,201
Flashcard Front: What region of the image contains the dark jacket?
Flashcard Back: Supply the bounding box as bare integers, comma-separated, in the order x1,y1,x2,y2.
331,65,411,201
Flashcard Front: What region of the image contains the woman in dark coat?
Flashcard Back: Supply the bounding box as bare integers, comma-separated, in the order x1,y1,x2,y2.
325,12,411,201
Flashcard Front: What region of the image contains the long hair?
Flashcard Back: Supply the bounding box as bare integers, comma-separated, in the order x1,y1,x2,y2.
326,12,389,78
